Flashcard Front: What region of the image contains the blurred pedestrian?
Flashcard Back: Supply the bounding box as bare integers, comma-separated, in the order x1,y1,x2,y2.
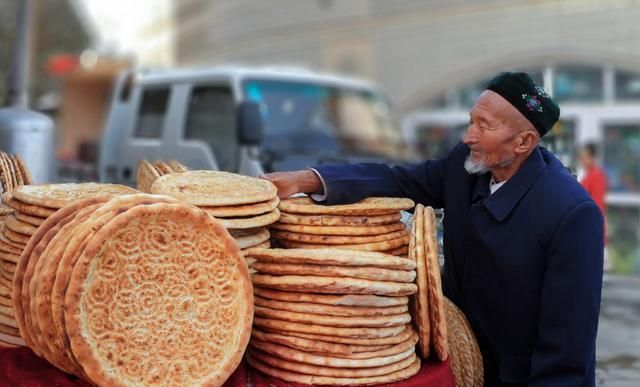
579,142,610,271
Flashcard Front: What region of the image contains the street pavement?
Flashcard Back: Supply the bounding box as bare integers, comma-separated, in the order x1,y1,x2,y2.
596,274,640,386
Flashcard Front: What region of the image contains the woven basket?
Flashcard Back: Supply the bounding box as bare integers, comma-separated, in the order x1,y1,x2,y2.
443,297,484,387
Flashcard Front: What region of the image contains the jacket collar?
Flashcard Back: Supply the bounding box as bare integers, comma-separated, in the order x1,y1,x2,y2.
482,147,547,222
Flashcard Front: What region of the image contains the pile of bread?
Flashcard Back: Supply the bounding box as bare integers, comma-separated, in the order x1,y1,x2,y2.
271,197,412,256
11,190,252,386
148,169,279,253
246,247,422,385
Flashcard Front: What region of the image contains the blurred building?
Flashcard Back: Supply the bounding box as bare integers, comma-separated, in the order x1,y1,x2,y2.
171,0,640,273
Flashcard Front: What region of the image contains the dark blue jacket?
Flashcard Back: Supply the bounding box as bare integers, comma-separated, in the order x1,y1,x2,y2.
314,143,603,386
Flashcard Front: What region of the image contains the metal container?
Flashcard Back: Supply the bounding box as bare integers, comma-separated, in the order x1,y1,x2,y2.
0,106,56,184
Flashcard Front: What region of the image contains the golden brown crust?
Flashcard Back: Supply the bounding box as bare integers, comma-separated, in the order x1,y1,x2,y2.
271,229,408,245
250,329,394,357
216,208,280,229
253,317,406,339
424,206,449,361
271,221,405,236
201,196,279,218
278,196,415,216
2,192,56,217
150,170,277,206
250,338,416,368
136,160,160,193
12,197,110,354
277,235,410,252
411,204,431,359
254,305,411,328
249,348,417,378
278,211,402,226
14,212,45,227
12,183,138,209
64,202,253,386
246,248,415,270
5,214,37,236
253,287,408,307
252,274,417,296
251,262,415,283
253,295,408,318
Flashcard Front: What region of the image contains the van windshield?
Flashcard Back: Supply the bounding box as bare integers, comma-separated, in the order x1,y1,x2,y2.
242,79,407,160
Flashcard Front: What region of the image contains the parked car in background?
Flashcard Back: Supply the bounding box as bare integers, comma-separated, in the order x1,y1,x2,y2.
99,66,411,186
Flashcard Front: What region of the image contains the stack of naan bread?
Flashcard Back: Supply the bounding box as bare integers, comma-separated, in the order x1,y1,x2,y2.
271,197,414,256
12,193,253,386
0,152,32,194
245,247,422,385
410,204,483,387
0,183,137,349
150,171,279,253
136,159,188,192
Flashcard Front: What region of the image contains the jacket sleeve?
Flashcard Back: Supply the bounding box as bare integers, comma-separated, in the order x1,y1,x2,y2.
312,144,463,206
529,201,604,386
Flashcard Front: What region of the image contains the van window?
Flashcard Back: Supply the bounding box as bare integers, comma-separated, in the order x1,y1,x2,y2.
184,86,237,171
134,88,170,138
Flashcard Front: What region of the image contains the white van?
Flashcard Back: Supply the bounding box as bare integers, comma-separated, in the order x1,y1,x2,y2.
98,66,409,185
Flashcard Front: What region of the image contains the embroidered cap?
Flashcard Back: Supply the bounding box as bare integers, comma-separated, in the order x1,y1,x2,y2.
487,72,560,137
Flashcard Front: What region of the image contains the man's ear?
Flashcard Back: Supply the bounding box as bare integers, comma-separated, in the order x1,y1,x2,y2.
514,131,539,155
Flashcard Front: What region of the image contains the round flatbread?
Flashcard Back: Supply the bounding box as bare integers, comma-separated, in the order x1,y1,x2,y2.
385,245,409,256
252,274,417,296
3,227,30,245
153,160,172,175
9,156,24,187
0,322,18,336
0,250,20,264
250,338,416,368
279,196,415,216
202,196,280,218
136,160,160,193
244,240,270,251
13,154,32,185
1,192,57,217
271,221,405,236
254,305,411,328
246,248,416,271
231,228,270,249
0,238,22,255
1,154,16,192
250,330,394,357
277,235,410,252
278,212,402,226
249,348,417,378
251,331,418,360
271,229,408,245
12,196,112,354
253,296,408,318
217,209,280,230
64,202,253,387
251,262,415,283
444,297,484,387
247,351,421,386
5,214,37,236
0,331,25,346
424,206,448,361
253,317,407,339
0,204,13,216
253,287,408,307
168,160,188,173
410,204,431,359
150,170,277,206
12,183,138,209
0,154,12,193
14,212,45,227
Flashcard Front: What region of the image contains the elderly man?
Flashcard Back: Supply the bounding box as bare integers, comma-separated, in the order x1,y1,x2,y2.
263,72,603,386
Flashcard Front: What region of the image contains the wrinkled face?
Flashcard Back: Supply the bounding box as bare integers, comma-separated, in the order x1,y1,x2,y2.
462,91,524,174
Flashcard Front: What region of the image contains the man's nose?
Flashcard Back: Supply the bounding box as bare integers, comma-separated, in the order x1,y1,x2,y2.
463,125,476,144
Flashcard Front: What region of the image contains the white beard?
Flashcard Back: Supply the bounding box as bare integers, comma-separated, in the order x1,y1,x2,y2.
464,154,490,175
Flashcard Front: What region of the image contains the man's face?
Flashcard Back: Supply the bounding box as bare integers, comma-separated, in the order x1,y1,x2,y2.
462,91,522,173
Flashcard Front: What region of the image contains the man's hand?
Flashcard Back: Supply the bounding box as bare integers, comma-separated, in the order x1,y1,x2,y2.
260,170,323,198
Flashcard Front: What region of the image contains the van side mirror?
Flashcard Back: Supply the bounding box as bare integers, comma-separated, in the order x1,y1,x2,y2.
237,101,263,146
